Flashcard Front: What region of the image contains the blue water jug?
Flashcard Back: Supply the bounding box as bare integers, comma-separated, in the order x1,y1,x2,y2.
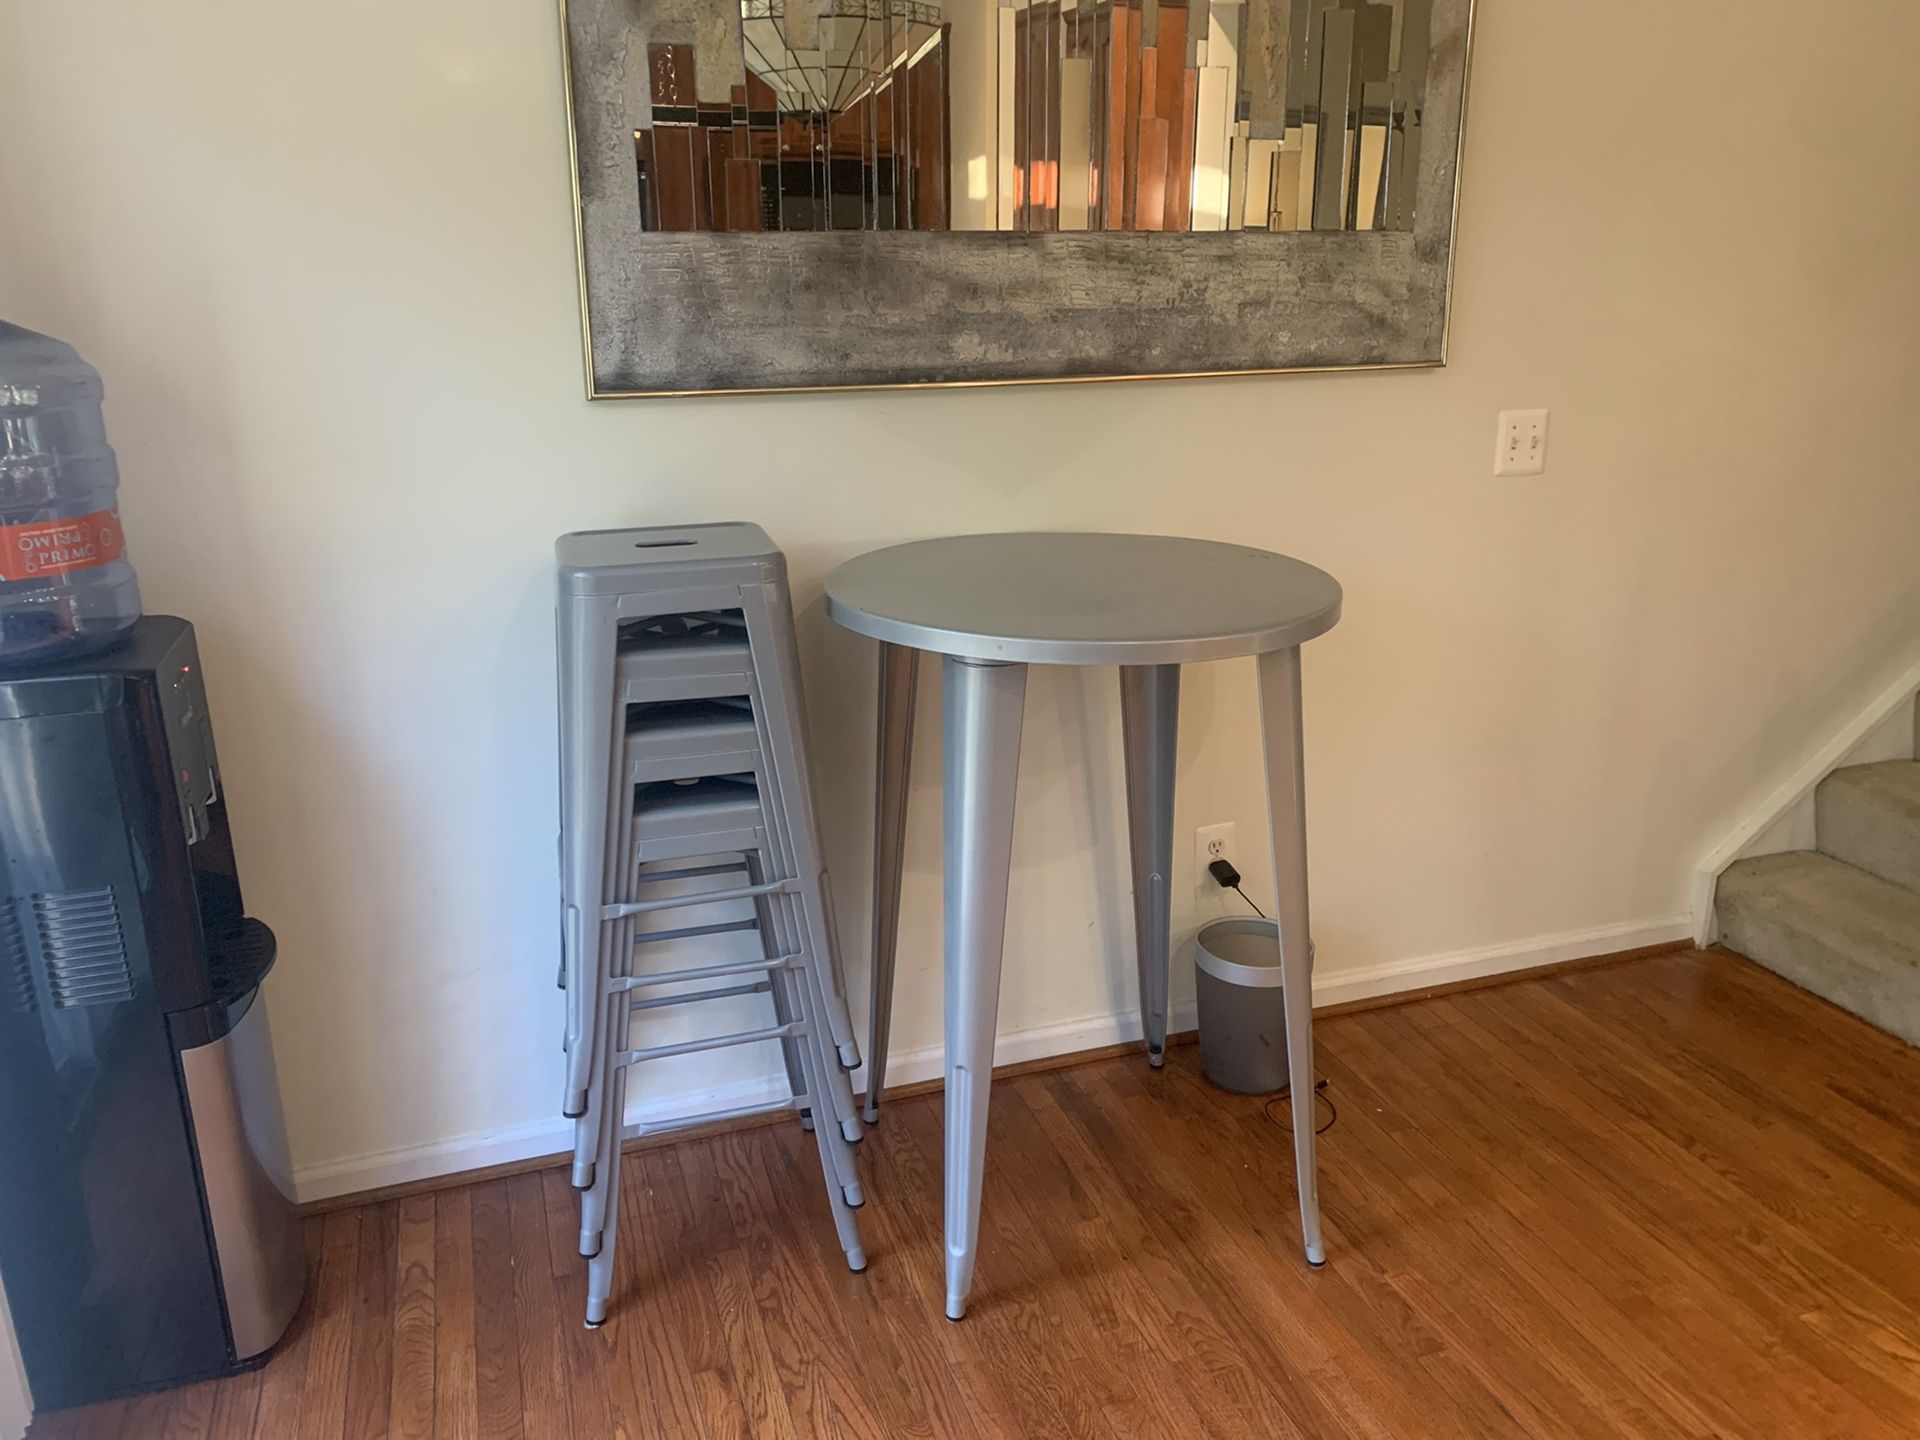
0,323,142,664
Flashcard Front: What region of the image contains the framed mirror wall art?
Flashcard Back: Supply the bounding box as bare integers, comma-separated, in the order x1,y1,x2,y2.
560,0,1474,395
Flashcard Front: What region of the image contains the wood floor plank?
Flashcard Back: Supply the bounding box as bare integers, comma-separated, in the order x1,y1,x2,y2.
33,1396,126,1440
685,1128,801,1440
1378,993,1814,1403
466,1182,523,1440
1497,981,1920,1433
205,1366,264,1440
21,951,1920,1440
432,1191,477,1440
604,1148,708,1440
208,1367,268,1440
343,1204,397,1440
1388,1009,1747,1436
1145,1057,1528,1440
253,1217,324,1438
388,1195,436,1440
503,1175,567,1440
633,1144,754,1439
856,1102,1026,1440
299,1210,362,1440
894,1096,1121,1440
1006,1078,1301,1440
116,1388,174,1440
1328,1006,1752,1437
1077,1056,1430,1440
530,1170,612,1439
678,1132,789,1440
1382,987,1883,1439
745,1125,890,1440
156,1380,219,1440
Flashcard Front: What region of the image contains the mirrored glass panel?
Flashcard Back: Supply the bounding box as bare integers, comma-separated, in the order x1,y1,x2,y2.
629,0,1432,233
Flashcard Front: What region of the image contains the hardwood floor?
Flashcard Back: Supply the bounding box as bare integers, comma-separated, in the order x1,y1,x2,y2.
29,948,1920,1439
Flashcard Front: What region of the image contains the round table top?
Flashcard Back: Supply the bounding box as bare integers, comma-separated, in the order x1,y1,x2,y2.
824,533,1342,666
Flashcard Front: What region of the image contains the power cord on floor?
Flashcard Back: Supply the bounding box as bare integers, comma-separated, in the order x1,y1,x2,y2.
1207,858,1266,918
1264,1079,1338,1136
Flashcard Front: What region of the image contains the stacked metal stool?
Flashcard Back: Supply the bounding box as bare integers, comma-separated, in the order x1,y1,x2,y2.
557,524,867,1327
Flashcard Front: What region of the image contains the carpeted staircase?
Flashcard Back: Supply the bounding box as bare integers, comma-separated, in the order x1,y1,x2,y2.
1718,709,1920,1046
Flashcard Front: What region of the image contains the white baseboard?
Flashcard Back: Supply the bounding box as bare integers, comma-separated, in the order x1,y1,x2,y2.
1690,653,1920,945
293,912,1691,1204
293,1006,1193,1203
1308,914,1692,1007
292,1075,791,1203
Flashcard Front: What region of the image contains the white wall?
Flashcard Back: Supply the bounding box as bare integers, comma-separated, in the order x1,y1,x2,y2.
2,1,1918,1198
0,1278,29,1440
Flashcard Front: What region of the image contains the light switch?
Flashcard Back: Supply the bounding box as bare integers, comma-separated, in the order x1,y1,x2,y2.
1494,409,1550,476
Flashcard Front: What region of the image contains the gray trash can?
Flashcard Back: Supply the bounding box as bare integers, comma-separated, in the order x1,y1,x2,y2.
1193,917,1312,1095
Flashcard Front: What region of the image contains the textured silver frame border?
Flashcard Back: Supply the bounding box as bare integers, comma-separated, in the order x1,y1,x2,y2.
559,0,1475,397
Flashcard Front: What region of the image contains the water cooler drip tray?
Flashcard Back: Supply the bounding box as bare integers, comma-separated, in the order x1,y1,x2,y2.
206,917,277,1005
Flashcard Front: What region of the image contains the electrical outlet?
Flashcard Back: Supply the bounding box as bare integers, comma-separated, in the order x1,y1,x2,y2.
1494,408,1550,476
1195,823,1237,898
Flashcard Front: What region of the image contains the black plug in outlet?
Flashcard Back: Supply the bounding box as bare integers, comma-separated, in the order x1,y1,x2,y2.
1207,856,1266,919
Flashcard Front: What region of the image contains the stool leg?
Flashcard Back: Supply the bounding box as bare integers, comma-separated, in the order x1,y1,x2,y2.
754,842,864,1205
571,1049,604,1189
1120,664,1179,1068
746,580,864,1071
790,884,865,1144
804,1060,869,1268
577,994,626,1255
572,902,635,1191
583,1060,628,1326
787,942,872,1228
560,595,621,1119
754,884,813,1132
942,656,1026,1321
1256,646,1326,1267
865,641,919,1122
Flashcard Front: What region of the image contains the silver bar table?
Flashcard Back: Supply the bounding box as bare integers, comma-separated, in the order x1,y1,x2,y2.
825,532,1342,1320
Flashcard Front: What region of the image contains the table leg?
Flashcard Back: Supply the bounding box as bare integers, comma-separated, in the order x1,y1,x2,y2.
942,655,1026,1320
1121,664,1180,1067
1256,646,1327,1267
864,641,919,1123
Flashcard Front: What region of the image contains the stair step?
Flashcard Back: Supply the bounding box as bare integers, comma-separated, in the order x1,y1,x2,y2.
1817,760,1920,895
1718,851,1920,1047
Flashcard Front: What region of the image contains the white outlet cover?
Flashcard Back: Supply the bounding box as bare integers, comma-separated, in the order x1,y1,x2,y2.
1195,822,1238,898
1494,408,1550,476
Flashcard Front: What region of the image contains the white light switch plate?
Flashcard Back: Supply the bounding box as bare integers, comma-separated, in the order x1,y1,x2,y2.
1495,409,1550,476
